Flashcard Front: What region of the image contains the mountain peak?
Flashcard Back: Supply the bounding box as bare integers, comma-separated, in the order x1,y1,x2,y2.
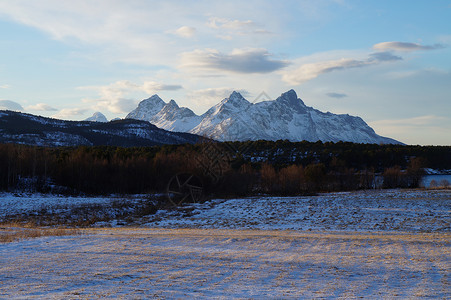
136,94,166,111
85,112,108,122
222,91,250,108
230,91,243,98
141,94,164,105
167,99,179,108
127,94,166,120
282,89,297,99
276,89,304,106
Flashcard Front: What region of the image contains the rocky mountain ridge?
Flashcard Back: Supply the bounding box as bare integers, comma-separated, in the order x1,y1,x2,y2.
126,89,401,144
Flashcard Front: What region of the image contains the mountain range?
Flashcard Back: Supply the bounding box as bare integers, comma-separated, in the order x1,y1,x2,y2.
126,90,401,144
0,110,200,147
0,89,401,147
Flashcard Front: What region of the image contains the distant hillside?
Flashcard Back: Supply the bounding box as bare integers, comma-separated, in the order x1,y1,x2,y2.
0,110,201,147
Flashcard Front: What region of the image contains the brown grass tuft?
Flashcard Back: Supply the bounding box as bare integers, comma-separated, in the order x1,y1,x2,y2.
0,225,81,243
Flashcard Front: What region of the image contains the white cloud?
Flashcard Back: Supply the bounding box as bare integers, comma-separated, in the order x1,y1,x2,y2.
282,58,369,84
373,41,445,52
0,84,10,89
26,103,58,111
0,1,126,43
80,80,182,114
172,26,196,38
0,1,277,68
0,100,23,111
187,87,249,107
206,17,271,39
52,108,88,120
92,98,137,115
282,51,401,85
180,48,289,74
0,1,198,66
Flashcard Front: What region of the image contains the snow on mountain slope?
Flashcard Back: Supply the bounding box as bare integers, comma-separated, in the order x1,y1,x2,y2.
151,100,202,132
126,90,401,144
127,95,166,120
84,112,108,122
0,110,201,147
190,91,257,140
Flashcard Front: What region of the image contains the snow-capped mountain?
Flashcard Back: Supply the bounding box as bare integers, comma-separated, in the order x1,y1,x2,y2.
126,90,401,144
84,112,108,122
127,96,201,132
126,95,166,121
189,91,256,141
150,100,202,132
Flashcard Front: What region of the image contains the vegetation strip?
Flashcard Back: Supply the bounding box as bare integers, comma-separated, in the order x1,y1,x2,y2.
1,142,450,198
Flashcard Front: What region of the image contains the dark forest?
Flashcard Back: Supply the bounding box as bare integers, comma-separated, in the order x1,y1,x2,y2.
1,141,450,198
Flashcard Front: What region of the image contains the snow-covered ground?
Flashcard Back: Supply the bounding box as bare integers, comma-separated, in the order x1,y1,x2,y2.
148,189,451,232
1,189,450,232
0,229,449,298
1,189,450,298
0,193,149,219
0,193,109,217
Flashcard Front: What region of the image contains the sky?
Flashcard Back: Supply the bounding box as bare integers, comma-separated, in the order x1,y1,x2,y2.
0,0,450,145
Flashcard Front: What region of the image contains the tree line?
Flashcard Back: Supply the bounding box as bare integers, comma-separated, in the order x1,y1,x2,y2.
0,141,449,197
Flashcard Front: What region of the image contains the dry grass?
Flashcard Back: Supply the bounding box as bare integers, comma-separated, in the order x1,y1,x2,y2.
0,224,81,243
0,197,160,228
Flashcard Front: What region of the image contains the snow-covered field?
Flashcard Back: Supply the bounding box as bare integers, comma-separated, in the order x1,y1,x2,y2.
0,189,450,298
0,229,449,298
1,189,449,232
148,189,451,232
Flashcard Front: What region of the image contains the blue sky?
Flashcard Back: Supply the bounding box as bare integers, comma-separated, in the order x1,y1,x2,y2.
0,0,450,145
